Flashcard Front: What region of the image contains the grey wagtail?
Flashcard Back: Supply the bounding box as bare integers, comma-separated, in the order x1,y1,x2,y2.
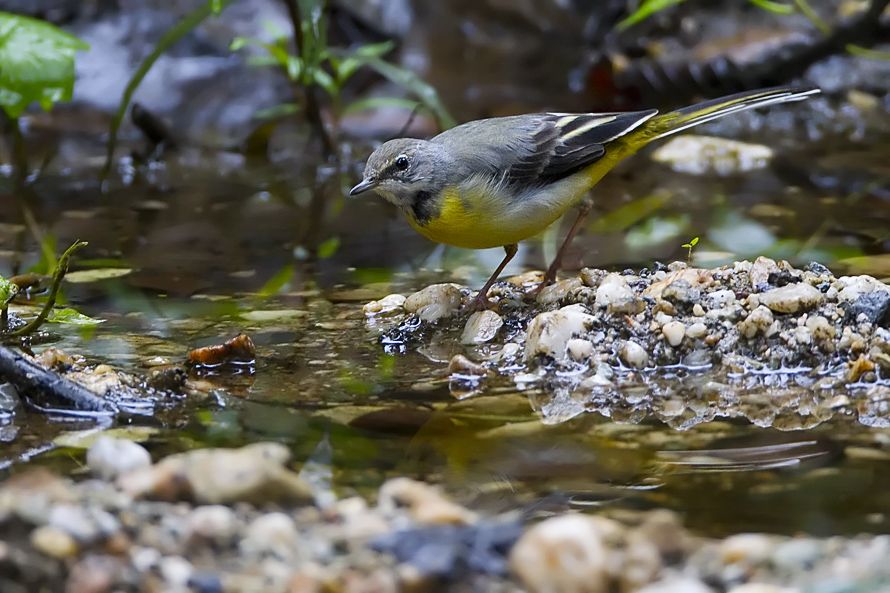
350,85,820,309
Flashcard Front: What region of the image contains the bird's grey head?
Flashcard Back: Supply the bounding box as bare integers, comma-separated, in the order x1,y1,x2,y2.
349,138,446,210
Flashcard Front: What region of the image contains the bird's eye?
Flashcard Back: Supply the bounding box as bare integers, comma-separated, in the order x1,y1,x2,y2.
394,155,410,171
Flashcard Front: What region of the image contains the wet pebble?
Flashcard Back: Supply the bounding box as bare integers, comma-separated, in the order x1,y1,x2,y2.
662,321,686,346
460,310,503,344
186,505,238,543
525,306,596,361
738,306,775,339
87,436,152,481
448,354,487,377
567,338,594,361
31,525,79,559
596,273,643,314
510,515,618,593
363,293,407,317
378,478,476,525
621,340,649,369
404,284,462,323
757,283,824,314
240,512,301,560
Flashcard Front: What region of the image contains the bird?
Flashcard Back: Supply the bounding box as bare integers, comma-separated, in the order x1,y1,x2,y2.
349,85,820,309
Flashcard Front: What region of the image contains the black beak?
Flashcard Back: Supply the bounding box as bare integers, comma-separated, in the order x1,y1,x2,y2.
349,178,377,196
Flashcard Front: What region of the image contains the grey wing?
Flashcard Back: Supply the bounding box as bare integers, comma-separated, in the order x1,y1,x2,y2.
505,110,658,187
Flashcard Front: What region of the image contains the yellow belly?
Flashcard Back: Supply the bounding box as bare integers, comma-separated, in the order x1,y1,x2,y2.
406,140,635,249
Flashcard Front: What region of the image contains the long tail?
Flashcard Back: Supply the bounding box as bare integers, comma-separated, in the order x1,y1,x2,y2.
645,85,820,141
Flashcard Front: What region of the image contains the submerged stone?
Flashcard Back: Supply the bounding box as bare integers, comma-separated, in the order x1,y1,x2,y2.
525,307,596,361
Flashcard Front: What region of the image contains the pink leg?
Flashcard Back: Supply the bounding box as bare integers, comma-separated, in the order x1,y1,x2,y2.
469,244,518,310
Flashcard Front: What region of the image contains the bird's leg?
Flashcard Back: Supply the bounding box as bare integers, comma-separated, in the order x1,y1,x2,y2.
541,199,593,286
468,244,518,310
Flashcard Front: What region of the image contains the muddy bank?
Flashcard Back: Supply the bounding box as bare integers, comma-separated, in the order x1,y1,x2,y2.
2,438,890,593
367,257,890,426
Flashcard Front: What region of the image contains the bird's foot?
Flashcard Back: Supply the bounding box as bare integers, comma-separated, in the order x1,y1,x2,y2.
527,271,558,299
464,293,498,312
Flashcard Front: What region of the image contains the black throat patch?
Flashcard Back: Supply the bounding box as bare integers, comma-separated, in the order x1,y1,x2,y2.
409,191,438,226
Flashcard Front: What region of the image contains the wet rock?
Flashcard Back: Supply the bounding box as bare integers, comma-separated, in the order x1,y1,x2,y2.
719,533,775,565
31,525,79,558
621,340,649,369
757,283,824,314
404,284,463,323
48,504,120,544
645,268,713,300
662,321,686,347
845,290,890,326
510,515,619,593
159,555,194,589
240,512,301,560
363,294,407,317
651,135,773,176
687,322,708,340
738,306,775,339
187,333,256,366
566,338,594,362
525,306,596,361
87,436,152,481
537,278,583,305
707,289,737,310
448,354,488,377
460,310,503,344
372,520,523,578
836,275,890,303
119,442,312,504
185,505,238,544
378,478,476,525
596,273,643,314
638,578,714,593
749,257,781,290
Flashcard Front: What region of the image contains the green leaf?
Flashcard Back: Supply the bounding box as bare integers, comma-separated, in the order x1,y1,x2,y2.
361,56,456,129
47,307,105,326
312,67,337,96
343,96,423,115
0,275,18,306
617,0,687,31
748,0,794,13
253,102,300,120
0,12,89,118
332,41,395,82
229,36,249,51
209,0,225,15
317,236,340,259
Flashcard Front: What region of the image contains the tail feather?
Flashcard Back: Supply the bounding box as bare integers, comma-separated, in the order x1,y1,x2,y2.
647,86,820,141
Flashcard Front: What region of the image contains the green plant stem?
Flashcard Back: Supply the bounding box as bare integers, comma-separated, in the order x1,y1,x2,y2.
9,117,28,190
9,240,86,338
99,0,231,187
283,0,335,158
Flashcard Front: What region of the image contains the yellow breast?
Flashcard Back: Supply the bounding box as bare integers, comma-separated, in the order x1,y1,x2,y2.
405,143,636,250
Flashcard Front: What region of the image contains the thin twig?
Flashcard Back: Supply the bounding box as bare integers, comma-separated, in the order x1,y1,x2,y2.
9,240,87,338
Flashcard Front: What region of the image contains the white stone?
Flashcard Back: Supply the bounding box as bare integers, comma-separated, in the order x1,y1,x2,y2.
566,338,594,361
662,321,686,347
686,322,708,339
460,310,503,344
595,273,642,314
510,515,619,593
525,306,595,361
738,305,775,338
87,436,152,481
620,340,649,369
404,284,463,323
362,293,406,317
758,283,824,314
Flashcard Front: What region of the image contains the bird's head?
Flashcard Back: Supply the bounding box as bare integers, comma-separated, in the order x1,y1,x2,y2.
349,138,445,209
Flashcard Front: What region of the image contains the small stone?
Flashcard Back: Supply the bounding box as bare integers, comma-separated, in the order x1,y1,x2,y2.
460,310,503,344
31,526,78,559
687,322,708,339
378,478,475,525
806,315,835,340
87,437,152,481
240,512,301,560
661,279,700,305
847,354,875,382
510,515,619,593
620,340,649,369
738,305,775,339
48,504,119,544
727,585,798,593
537,278,583,305
846,291,890,326
186,505,238,543
566,338,594,361
637,578,714,593
662,321,686,347
525,306,595,361
749,256,781,290
404,284,463,323
159,555,193,588
693,303,706,317
448,354,487,376
758,283,824,314
595,273,643,314
836,275,890,303
719,533,775,565
507,270,544,286
707,289,737,309
363,294,406,317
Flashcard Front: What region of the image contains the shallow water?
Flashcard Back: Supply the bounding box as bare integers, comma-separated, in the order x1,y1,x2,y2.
1,95,889,541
